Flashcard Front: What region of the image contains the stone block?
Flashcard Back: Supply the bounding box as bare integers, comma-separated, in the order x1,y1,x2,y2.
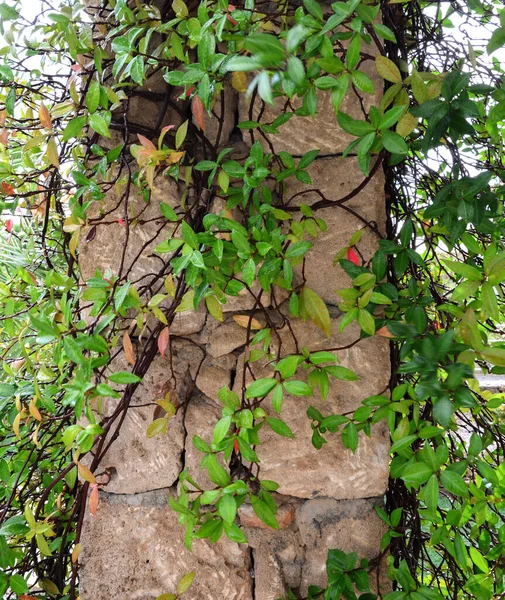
183,394,227,490
79,491,252,600
91,339,201,494
284,156,385,305
232,319,390,500
296,497,387,595
196,80,238,148
79,174,180,286
238,58,382,156
195,353,237,403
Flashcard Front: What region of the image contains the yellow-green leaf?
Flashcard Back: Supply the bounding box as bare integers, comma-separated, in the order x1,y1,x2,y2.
301,287,331,338
376,55,402,84
177,572,196,595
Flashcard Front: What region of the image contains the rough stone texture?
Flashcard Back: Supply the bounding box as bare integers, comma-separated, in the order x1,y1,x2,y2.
238,58,382,155
183,394,228,489
233,319,390,500
91,339,200,495
79,174,179,285
195,353,237,403
80,492,252,600
284,156,386,305
196,80,238,148
296,497,387,595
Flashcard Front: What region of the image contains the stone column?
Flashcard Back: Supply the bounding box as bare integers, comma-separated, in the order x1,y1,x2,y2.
78,19,390,600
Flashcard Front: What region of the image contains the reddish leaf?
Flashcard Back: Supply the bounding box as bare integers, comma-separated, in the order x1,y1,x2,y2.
123,331,135,366
137,134,156,150
2,181,14,195
85,225,97,243
185,85,195,98
0,110,6,126
0,129,9,146
5,219,13,233
118,217,126,227
89,483,99,517
227,4,238,24
234,439,239,453
158,326,170,357
192,96,206,132
376,325,395,338
346,247,360,265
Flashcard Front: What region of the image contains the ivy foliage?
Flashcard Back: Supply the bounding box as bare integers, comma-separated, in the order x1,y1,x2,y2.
0,0,505,599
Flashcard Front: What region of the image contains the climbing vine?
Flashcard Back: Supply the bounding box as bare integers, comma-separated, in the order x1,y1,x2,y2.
0,0,505,599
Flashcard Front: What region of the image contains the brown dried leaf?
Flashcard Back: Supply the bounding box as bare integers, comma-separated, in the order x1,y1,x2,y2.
39,104,53,130
89,484,99,517
29,398,42,422
232,315,263,330
376,325,395,338
85,225,97,243
72,543,81,564
123,331,135,366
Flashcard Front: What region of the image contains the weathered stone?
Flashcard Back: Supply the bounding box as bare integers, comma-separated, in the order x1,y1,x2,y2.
238,58,382,155
285,156,386,305
79,491,252,600
252,550,288,600
296,497,387,595
92,339,200,494
127,70,186,133
239,501,296,530
245,525,304,591
195,354,237,403
79,174,179,285
196,81,238,147
183,394,228,490
233,319,390,499
206,321,249,357
171,307,207,336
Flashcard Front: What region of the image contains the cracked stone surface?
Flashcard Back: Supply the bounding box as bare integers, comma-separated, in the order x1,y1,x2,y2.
238,58,382,155
79,174,180,285
90,339,200,495
284,156,386,305
80,491,253,600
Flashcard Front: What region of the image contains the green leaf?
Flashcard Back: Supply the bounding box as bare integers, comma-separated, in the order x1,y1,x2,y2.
266,417,294,438
88,112,110,137
469,547,489,573
487,27,505,55
440,469,468,497
146,418,167,438
63,337,85,366
283,380,313,396
62,115,87,141
381,130,408,154
181,221,199,250
213,416,232,444
341,421,359,452
301,287,331,338
86,80,100,113
376,55,402,83
443,260,482,281
108,371,142,384
271,384,284,413
217,495,237,525
401,462,433,488
246,378,278,398
250,495,278,529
